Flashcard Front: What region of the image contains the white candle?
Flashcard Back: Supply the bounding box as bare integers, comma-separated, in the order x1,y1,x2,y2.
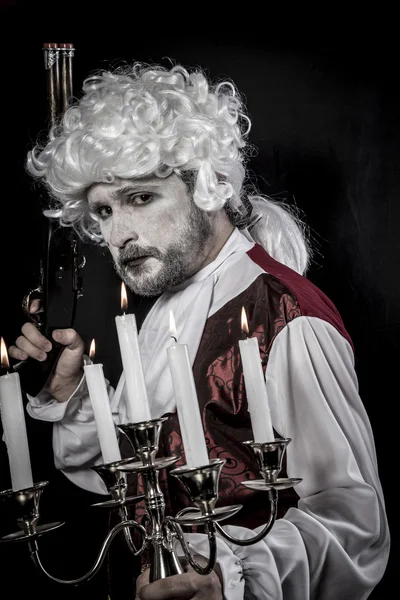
84,340,121,464
238,308,275,443
167,311,209,468
0,338,33,491
115,283,151,424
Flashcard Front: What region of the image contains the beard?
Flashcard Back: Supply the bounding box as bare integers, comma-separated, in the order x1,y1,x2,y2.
113,203,214,296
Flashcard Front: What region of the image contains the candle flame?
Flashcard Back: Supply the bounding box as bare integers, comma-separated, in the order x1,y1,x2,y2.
89,339,96,361
241,307,249,336
1,337,10,370
169,310,177,340
121,281,128,312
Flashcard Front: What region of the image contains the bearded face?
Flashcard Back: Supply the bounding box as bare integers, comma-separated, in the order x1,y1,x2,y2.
87,174,215,296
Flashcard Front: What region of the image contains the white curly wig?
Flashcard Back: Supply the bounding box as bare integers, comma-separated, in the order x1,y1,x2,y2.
27,62,310,274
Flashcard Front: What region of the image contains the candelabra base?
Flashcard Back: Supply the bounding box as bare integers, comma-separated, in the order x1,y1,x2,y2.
119,455,180,473
91,495,145,509
241,477,302,491
174,504,242,527
0,521,64,544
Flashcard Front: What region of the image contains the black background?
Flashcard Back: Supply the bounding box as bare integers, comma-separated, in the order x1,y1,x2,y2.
0,2,397,598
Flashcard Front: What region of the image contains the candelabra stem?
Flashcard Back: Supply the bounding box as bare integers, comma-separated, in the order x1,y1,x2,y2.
142,465,184,582
27,519,147,586
215,489,278,546
117,418,185,582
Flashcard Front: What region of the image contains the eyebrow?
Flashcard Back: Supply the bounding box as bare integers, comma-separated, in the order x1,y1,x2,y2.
110,182,162,202
88,181,162,211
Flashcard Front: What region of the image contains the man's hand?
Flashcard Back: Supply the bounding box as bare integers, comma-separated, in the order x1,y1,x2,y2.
135,558,223,600
8,299,85,402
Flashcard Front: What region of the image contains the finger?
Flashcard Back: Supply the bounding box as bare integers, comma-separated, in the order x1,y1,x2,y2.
14,336,48,362
21,322,52,352
138,573,198,600
52,329,84,352
135,569,150,598
136,570,150,587
8,345,29,361
29,299,41,314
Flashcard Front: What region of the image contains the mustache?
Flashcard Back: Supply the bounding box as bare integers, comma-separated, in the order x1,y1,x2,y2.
118,245,162,265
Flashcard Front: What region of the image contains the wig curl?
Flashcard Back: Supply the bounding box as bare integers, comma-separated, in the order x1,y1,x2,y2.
27,62,310,274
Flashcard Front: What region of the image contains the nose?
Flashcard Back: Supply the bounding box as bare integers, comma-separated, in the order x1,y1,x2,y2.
109,209,139,248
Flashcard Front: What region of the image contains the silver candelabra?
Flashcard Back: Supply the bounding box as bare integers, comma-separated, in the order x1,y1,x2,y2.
0,417,301,586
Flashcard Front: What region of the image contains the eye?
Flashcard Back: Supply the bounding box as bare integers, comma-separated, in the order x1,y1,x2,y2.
94,206,113,220
128,193,153,205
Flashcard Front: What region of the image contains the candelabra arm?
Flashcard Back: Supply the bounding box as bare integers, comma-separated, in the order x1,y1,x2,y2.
28,519,147,586
215,489,278,547
119,505,139,554
165,517,217,575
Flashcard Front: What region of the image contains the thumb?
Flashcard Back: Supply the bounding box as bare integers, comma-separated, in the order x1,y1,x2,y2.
135,568,150,599
52,328,84,352
50,328,85,385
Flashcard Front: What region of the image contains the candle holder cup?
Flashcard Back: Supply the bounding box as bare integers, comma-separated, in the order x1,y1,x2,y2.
0,481,64,543
90,457,145,508
242,438,302,490
0,418,301,585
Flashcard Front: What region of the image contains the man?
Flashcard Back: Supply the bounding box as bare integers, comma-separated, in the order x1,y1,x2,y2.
9,63,389,599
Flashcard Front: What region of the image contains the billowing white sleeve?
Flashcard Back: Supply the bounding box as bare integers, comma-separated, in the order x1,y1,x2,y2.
26,365,123,495
186,316,390,599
